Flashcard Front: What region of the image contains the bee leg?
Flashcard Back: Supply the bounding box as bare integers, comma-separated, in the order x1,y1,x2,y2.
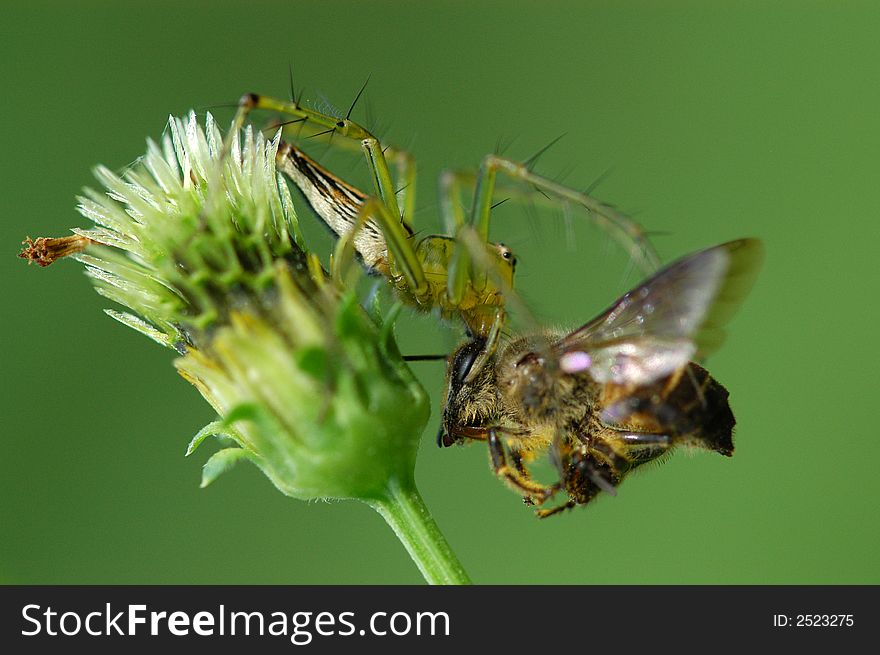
488,429,557,502
603,430,672,466
511,450,542,506
551,432,614,495
617,431,671,446
535,500,576,519
579,458,619,496
510,448,529,477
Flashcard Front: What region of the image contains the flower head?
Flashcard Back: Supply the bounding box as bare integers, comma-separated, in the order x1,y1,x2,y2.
35,112,429,501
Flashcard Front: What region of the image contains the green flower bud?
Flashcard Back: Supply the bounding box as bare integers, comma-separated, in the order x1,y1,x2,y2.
177,272,429,500
59,112,429,499
20,112,467,584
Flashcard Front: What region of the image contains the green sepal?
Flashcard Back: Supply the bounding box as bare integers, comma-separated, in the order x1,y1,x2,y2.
200,447,253,488
185,420,228,457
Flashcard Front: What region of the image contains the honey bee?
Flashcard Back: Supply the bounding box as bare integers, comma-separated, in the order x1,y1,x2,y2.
438,239,764,517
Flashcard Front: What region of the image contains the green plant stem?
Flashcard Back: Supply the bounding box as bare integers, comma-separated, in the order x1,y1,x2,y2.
368,477,472,585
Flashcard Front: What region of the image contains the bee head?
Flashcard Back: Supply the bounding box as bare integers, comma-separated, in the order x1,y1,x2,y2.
438,337,494,447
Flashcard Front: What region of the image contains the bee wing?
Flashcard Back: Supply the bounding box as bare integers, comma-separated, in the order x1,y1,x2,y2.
555,239,763,386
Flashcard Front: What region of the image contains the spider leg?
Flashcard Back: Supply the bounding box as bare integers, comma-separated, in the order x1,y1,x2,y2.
232,94,402,217
228,94,429,298
454,154,660,275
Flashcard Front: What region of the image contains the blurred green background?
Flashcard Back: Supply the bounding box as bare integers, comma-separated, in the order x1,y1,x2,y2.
2,1,878,584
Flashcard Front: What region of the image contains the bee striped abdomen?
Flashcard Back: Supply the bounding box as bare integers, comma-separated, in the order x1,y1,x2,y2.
602,363,735,456
668,363,735,456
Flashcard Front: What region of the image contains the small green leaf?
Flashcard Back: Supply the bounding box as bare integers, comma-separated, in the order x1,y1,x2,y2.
200,447,252,488
185,420,228,456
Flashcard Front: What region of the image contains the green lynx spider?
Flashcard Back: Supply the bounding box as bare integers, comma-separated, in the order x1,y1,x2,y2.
229,92,660,361
21,90,661,372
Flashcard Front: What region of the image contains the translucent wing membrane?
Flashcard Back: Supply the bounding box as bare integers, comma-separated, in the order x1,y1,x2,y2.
693,239,764,356
555,239,763,386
